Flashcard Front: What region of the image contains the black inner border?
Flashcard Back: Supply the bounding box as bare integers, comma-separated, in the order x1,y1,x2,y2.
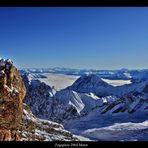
0,0,148,7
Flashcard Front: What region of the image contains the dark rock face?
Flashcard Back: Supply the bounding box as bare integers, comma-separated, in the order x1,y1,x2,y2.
22,73,56,120
0,59,26,141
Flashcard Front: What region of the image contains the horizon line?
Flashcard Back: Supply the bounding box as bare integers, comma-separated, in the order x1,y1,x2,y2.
18,67,148,71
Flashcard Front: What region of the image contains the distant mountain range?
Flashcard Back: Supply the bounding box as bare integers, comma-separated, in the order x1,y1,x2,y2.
19,68,148,81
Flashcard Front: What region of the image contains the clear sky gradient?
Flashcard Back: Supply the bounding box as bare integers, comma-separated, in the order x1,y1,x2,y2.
0,7,148,69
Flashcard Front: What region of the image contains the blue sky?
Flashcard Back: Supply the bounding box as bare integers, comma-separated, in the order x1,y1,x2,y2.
0,7,148,69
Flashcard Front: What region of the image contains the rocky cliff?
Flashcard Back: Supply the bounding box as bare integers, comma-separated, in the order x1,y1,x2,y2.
0,58,26,141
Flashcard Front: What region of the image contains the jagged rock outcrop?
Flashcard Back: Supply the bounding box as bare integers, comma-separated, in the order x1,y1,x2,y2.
22,73,56,120
0,58,26,141
20,103,79,141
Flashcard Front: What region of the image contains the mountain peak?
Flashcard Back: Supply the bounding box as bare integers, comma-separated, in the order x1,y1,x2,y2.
75,74,109,85
68,74,112,96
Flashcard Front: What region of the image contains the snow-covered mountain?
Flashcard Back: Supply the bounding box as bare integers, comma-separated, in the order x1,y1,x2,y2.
22,71,148,141
23,73,148,120
68,74,114,97
68,74,148,97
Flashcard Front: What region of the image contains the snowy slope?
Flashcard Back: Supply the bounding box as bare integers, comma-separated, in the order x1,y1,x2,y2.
55,90,104,116
64,106,148,141
81,121,148,141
